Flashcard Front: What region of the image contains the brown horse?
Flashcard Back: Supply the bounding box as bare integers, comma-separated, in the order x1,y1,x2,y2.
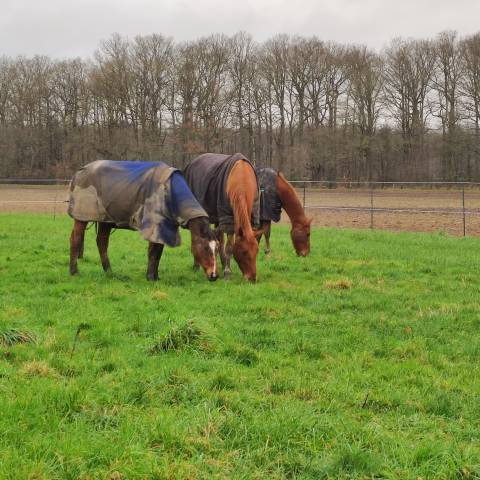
184,153,262,282
222,160,263,281
68,160,218,281
257,168,312,256
70,216,218,281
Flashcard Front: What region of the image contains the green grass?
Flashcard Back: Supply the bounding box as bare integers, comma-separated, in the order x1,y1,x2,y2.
1,214,480,479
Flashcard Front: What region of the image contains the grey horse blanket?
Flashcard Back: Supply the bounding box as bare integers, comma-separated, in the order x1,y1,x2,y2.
257,167,282,223
68,160,207,247
183,153,260,232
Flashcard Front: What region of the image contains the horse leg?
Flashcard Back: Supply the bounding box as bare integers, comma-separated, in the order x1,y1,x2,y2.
191,232,200,271
223,233,234,279
70,220,88,275
147,242,164,281
78,225,86,259
96,222,113,272
216,229,227,270
264,221,272,254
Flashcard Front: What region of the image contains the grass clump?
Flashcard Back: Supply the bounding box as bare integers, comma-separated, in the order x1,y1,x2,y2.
224,346,259,366
0,328,36,346
20,360,57,378
149,320,205,353
210,373,236,391
324,278,353,289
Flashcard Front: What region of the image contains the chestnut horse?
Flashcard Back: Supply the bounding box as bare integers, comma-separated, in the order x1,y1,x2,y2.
68,160,218,281
257,168,312,256
184,153,262,282
222,160,262,281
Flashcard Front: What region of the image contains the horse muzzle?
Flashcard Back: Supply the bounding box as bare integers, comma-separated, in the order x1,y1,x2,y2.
208,272,218,282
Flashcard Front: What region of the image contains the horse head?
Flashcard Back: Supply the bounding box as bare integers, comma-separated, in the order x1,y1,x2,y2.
188,217,218,281
291,217,312,257
233,226,263,282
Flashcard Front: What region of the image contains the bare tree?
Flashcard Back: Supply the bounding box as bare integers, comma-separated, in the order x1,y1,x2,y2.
431,31,466,178
347,46,384,179
228,32,257,158
383,38,435,177
461,33,480,134
260,35,289,170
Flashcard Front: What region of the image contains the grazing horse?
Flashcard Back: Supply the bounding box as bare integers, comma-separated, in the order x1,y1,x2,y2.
68,160,218,281
184,153,262,282
257,167,312,256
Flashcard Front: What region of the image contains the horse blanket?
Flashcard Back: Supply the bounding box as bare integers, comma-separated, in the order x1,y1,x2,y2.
183,153,260,232
68,160,207,247
257,167,282,223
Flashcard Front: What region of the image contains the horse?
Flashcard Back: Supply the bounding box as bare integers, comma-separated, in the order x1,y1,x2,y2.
256,167,312,256
68,160,218,281
184,153,263,282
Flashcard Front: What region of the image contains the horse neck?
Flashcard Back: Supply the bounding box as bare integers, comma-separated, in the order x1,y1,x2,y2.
227,161,255,238
188,217,204,238
276,173,308,227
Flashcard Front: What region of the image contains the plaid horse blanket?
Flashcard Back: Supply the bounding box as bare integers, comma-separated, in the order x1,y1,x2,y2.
257,167,282,223
68,160,207,247
183,153,260,232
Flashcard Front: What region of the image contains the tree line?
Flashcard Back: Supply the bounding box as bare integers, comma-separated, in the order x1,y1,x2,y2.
1,30,480,181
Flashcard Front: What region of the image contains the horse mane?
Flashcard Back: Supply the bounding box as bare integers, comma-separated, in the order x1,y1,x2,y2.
226,161,256,238
276,172,309,226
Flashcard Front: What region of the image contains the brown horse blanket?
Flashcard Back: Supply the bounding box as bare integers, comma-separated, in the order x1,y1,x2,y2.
256,167,282,223
68,160,207,247
183,153,260,232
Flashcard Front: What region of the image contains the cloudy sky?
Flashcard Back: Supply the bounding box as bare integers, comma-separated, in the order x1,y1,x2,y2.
2,0,479,58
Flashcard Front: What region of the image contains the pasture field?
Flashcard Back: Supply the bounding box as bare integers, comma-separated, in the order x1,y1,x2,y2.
1,214,480,479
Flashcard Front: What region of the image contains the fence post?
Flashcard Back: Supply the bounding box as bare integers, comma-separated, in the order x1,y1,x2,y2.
303,182,306,209
370,186,374,229
462,186,466,237
53,178,59,221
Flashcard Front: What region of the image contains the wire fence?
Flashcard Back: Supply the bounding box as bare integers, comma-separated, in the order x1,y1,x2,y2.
2,178,480,237
290,180,480,237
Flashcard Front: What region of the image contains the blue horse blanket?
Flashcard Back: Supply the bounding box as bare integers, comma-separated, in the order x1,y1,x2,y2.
68,160,207,247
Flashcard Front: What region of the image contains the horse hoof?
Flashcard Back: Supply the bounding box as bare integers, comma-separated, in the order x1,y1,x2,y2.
70,269,78,276
223,271,232,280
264,249,271,255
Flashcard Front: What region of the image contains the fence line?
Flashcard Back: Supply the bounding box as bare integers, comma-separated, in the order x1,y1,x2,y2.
0,178,70,185
2,178,480,236
303,205,480,215
2,178,480,186
289,180,480,186
0,200,69,204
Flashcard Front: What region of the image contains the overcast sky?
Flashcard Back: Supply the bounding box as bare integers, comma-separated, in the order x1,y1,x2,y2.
2,0,479,59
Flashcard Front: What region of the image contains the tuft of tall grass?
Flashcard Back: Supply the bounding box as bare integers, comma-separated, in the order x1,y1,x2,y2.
149,321,205,353
0,328,36,346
